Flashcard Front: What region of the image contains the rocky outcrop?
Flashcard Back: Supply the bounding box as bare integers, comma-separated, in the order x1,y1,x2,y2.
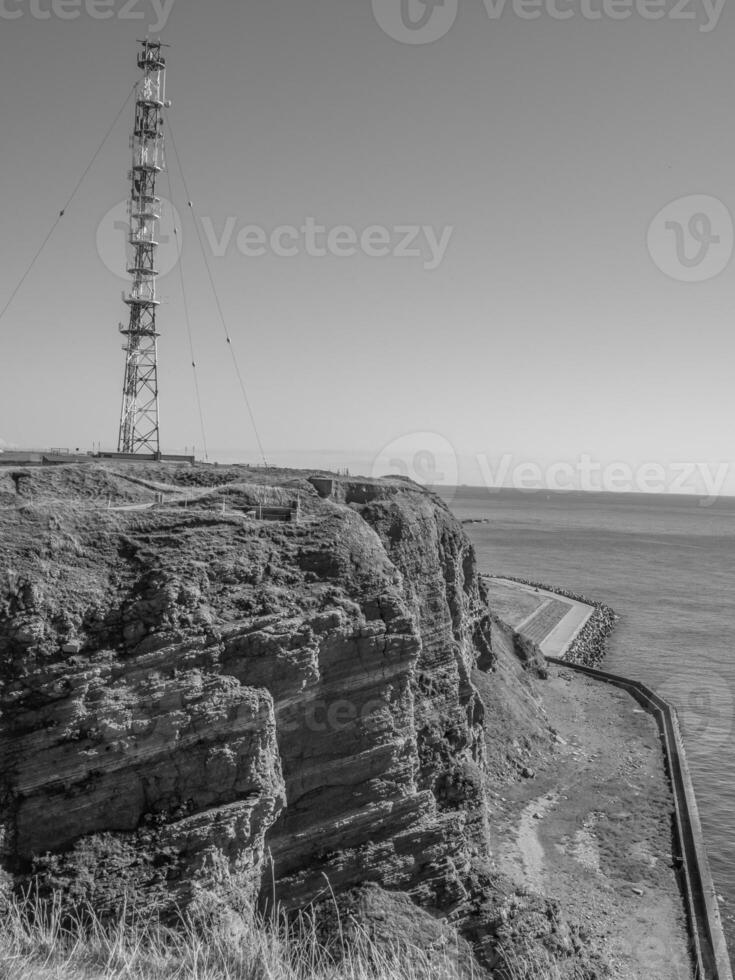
260,478,494,915
489,617,548,679
0,464,598,975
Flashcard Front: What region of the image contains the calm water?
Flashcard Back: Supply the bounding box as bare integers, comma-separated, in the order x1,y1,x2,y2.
439,487,735,955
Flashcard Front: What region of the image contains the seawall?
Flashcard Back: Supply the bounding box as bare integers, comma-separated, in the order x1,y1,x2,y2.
547,656,733,980
482,573,732,978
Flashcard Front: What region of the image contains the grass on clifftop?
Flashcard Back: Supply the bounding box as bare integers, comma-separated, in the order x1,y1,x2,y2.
0,891,591,980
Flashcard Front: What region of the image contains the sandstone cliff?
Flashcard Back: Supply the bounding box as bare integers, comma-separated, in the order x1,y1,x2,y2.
0,464,603,976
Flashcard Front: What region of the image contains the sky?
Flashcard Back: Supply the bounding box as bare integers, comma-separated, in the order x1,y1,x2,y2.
0,0,734,495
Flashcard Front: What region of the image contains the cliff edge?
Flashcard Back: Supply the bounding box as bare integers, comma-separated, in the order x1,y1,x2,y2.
0,464,634,976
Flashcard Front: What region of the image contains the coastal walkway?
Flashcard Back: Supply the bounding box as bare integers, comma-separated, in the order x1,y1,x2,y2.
546,656,733,980
490,578,593,657
486,576,733,980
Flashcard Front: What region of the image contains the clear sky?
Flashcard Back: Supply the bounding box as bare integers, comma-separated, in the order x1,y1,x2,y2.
0,0,733,494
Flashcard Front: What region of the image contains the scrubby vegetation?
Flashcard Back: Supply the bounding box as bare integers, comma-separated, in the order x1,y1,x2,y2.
0,890,595,980
0,892,465,980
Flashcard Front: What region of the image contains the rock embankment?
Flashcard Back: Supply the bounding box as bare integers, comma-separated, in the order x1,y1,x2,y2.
490,575,618,666
0,465,629,976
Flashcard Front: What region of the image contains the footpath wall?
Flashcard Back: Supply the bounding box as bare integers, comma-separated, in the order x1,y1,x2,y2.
547,656,733,980
484,573,731,978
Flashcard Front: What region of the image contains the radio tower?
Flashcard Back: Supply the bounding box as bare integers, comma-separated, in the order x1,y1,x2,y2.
117,40,170,456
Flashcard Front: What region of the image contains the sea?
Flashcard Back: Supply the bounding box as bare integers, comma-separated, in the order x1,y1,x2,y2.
438,486,735,958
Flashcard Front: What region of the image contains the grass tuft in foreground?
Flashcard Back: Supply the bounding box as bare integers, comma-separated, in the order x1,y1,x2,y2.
0,889,600,979
0,890,480,980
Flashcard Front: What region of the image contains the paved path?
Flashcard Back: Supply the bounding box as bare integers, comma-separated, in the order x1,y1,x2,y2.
517,597,572,644
490,662,694,979
493,579,593,658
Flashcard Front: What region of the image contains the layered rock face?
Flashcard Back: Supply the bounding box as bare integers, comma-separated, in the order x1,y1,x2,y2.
265,479,494,912
0,464,567,972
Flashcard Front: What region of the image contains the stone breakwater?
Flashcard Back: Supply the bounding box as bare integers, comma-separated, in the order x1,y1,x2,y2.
485,575,618,666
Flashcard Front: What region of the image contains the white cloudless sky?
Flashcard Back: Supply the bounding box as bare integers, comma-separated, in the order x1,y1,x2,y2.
0,0,733,492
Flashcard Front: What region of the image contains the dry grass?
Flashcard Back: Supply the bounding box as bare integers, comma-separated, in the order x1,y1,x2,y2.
481,581,545,629
495,945,596,980
0,891,480,980
0,890,594,980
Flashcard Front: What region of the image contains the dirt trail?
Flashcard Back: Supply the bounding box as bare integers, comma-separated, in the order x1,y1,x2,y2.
489,663,694,980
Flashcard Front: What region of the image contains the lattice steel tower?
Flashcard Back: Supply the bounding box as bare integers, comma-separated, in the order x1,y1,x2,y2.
117,40,170,455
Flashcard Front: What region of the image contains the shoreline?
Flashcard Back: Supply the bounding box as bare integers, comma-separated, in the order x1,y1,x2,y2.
481,572,733,979
546,656,734,980
485,658,695,978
